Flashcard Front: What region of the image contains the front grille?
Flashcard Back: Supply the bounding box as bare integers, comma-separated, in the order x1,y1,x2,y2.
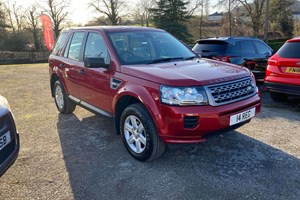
205,77,256,106
184,116,199,129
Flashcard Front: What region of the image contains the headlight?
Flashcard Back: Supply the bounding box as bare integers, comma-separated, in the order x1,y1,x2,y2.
160,85,208,106
0,95,11,111
250,72,259,93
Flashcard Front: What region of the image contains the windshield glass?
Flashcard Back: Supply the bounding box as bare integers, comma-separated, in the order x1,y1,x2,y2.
107,31,196,65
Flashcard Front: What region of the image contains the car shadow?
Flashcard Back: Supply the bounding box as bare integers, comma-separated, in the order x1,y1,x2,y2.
57,113,300,200
258,84,300,114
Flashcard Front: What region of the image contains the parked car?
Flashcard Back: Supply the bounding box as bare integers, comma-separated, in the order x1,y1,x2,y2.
264,37,300,101
192,37,274,81
0,95,19,176
49,26,261,161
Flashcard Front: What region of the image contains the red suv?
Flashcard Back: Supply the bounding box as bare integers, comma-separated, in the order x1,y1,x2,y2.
264,38,300,101
49,26,261,161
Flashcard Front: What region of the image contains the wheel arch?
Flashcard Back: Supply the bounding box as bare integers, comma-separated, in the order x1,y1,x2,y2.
50,73,69,97
113,85,161,135
50,73,60,97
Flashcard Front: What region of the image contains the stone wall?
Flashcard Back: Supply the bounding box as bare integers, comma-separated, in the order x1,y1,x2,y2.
0,51,50,64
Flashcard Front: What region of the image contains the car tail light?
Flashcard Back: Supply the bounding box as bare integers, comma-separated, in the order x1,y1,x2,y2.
268,59,278,66
246,61,257,70
212,56,232,63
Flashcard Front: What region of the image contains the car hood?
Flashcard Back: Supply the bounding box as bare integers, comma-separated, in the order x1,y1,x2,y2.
121,59,250,86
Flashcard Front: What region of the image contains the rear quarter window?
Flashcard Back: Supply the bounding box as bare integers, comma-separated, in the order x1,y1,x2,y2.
277,42,300,59
240,41,256,54
254,41,272,55
52,32,69,56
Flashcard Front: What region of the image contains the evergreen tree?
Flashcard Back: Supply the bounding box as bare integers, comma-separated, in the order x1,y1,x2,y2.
270,0,294,37
151,0,192,43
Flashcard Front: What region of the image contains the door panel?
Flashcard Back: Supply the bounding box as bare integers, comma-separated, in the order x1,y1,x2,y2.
62,32,86,99
79,32,114,113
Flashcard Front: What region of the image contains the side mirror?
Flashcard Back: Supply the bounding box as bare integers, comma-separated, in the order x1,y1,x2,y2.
84,57,110,69
264,52,271,58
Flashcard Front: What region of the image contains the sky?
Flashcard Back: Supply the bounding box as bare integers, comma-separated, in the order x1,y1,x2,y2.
13,0,218,25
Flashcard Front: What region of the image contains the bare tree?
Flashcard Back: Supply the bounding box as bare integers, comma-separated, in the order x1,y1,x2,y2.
188,0,208,16
46,0,70,38
195,0,209,39
133,0,155,26
4,1,26,34
0,1,7,29
89,0,125,25
27,5,41,51
2,1,29,51
216,0,239,36
238,0,266,36
263,0,269,41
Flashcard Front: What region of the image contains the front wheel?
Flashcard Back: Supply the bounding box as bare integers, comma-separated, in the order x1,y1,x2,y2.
53,80,76,114
120,103,166,161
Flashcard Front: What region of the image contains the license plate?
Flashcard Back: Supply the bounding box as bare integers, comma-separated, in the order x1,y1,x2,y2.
286,67,300,74
0,131,11,151
230,108,256,126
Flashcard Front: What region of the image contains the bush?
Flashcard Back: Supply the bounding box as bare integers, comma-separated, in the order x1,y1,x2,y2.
268,38,289,52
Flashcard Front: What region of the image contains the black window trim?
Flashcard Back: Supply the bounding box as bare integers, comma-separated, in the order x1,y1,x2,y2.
52,31,71,56
63,31,87,62
253,40,273,55
82,31,112,67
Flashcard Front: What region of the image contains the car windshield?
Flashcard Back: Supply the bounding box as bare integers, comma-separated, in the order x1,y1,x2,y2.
107,31,196,65
277,42,300,59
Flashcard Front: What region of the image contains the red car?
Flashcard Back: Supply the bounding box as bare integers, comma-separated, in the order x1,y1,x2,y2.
264,38,300,101
49,26,261,161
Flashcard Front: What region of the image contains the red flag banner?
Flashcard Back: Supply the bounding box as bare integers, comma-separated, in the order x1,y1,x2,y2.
40,14,55,51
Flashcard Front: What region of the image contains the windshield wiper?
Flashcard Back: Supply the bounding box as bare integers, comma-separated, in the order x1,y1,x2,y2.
147,56,197,64
183,56,198,60
147,57,184,64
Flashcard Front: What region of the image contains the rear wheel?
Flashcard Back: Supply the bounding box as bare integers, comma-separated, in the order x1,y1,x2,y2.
120,103,166,161
53,80,76,114
270,92,288,102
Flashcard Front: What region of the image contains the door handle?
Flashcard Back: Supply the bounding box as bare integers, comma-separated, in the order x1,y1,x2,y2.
59,63,65,68
79,69,85,75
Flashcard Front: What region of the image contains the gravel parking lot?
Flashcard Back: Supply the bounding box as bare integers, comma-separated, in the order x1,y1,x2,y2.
0,63,299,200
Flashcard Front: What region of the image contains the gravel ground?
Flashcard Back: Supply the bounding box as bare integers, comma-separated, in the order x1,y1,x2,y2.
0,63,299,200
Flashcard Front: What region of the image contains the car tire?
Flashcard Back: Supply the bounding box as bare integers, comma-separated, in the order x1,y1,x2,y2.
53,80,76,114
120,103,166,162
270,92,288,102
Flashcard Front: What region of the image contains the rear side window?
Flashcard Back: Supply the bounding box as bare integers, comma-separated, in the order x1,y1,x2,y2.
226,42,240,53
254,41,272,55
193,41,227,54
52,32,68,56
64,32,85,61
240,41,256,54
277,42,300,59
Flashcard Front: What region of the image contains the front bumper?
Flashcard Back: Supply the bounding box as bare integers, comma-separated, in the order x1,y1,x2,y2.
264,82,300,96
156,94,261,143
252,70,265,82
0,133,19,176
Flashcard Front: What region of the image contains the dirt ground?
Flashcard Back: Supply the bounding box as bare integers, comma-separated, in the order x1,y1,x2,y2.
0,63,299,200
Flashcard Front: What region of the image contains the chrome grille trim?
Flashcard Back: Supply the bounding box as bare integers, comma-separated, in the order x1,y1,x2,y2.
204,77,256,106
